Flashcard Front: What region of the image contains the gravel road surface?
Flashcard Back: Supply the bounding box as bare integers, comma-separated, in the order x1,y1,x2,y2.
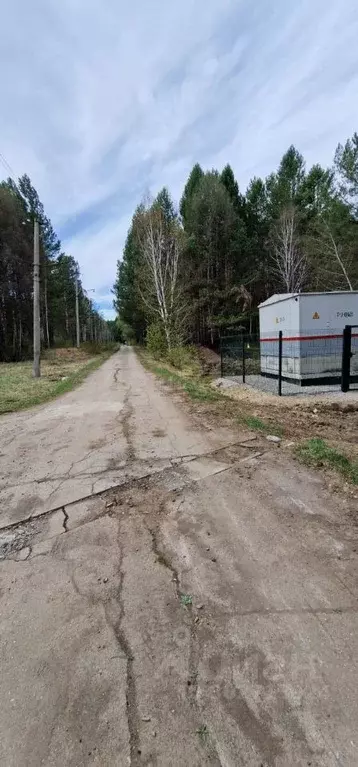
0,346,357,766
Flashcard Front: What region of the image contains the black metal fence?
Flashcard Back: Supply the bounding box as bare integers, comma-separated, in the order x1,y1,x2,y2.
220,334,260,380
220,325,358,396
342,324,358,392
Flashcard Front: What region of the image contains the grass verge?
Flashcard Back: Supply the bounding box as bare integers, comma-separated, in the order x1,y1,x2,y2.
0,346,118,415
295,438,358,485
238,414,283,437
138,348,358,487
138,349,282,418
137,350,221,403
155,366,220,402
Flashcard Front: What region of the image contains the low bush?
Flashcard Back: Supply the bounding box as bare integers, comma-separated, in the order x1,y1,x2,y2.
145,324,202,374
81,341,119,356
166,345,200,372
146,323,168,360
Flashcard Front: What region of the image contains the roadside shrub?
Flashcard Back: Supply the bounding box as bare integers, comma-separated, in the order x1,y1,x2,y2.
167,345,200,372
82,341,119,355
146,323,167,359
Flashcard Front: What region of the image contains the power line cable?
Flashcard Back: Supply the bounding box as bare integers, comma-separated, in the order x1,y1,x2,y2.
0,149,33,216
0,152,15,177
0,150,24,198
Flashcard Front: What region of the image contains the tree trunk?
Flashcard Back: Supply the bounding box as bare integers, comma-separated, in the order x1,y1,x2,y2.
0,293,6,358
164,321,171,350
64,293,69,337
328,230,353,290
12,309,16,359
18,315,22,358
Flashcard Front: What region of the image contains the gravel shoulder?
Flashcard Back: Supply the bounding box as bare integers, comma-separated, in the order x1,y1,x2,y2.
0,347,358,766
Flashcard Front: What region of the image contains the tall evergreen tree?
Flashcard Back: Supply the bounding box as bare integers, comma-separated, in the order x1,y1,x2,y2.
155,186,177,223
181,171,247,342
112,134,358,346
334,132,358,212
220,164,246,218
298,164,335,220
113,210,147,342
0,174,105,359
179,163,204,226
265,146,306,219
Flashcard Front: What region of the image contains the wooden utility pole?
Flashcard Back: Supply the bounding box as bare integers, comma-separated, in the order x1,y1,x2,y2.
75,278,80,348
33,218,41,378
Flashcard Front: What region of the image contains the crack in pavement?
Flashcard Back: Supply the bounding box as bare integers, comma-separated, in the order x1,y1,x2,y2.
113,366,121,384
62,507,69,533
67,450,99,476
7,438,262,490
121,382,135,463
146,518,221,765
51,518,140,765
2,350,357,766
108,519,140,766
0,439,263,535
147,522,198,700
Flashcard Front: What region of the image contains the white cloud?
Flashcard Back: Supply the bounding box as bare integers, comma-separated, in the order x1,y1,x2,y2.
1,0,357,311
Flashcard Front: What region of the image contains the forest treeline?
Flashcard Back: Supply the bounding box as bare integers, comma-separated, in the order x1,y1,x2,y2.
114,133,358,348
0,175,108,361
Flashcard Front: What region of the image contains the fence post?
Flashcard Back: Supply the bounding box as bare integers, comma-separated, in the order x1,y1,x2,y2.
341,325,352,393
242,337,246,383
278,331,283,396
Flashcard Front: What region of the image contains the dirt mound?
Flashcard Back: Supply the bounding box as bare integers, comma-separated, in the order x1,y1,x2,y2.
198,346,221,375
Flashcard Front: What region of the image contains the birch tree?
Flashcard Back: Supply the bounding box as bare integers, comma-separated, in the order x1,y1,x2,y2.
137,196,186,349
269,206,307,293
306,215,356,291
114,137,358,344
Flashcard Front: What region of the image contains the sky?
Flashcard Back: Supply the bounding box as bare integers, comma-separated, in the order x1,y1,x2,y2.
1,1,358,320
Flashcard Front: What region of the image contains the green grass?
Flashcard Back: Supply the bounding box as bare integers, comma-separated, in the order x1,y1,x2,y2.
239,414,283,437
0,348,117,415
182,378,221,402
139,350,285,425
180,594,193,606
155,364,220,402
295,438,358,485
138,352,221,403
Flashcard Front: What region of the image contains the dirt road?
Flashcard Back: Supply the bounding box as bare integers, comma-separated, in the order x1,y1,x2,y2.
1,347,358,766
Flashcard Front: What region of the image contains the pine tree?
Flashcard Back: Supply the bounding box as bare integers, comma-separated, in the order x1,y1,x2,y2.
179,163,204,226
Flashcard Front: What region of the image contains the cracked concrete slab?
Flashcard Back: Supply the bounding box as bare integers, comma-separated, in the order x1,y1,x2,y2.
1,347,358,766
0,352,236,529
0,516,130,767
